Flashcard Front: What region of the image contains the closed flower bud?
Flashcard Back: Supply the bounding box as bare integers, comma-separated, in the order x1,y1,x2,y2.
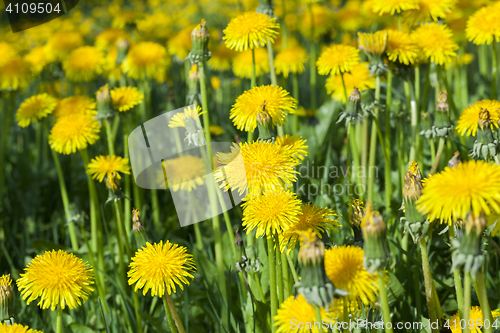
188,19,211,64
433,91,452,138
472,108,498,160
0,274,14,322
347,199,364,244
95,84,114,120
132,208,148,248
448,151,461,168
361,203,390,273
106,172,120,192
257,102,276,142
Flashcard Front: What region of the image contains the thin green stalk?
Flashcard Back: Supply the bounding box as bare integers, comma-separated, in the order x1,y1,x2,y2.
0,92,14,205
133,292,143,333
286,253,299,284
281,0,288,48
492,42,498,100
367,75,381,203
275,235,284,304
449,226,464,319
162,296,178,333
405,80,417,162
384,70,393,213
342,299,349,333
104,119,116,156
377,271,393,333
123,116,132,229
165,293,186,333
309,4,316,111
476,270,494,333
51,148,78,251
430,138,445,175
248,48,257,142
293,73,299,134
463,273,471,333
281,251,291,298
268,235,278,333
432,282,443,319
112,206,126,289
314,305,322,333
420,239,439,333
361,119,368,198
414,66,423,169
56,306,63,333
150,189,161,233
268,39,283,138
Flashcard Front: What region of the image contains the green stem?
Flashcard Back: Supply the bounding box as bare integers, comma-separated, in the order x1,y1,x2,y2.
150,189,161,233
292,73,299,134
420,238,439,333
384,70,393,213
492,42,498,100
476,270,494,333
449,226,464,319
268,235,278,333
281,251,291,298
56,306,63,333
248,48,257,142
51,148,78,251
275,235,284,304
133,292,143,333
377,271,393,333
463,273,471,333
367,75,381,203
286,253,299,284
405,80,417,162
166,293,186,333
162,296,178,333
104,119,115,156
430,138,445,175
314,305,322,333
123,116,132,235
309,4,316,111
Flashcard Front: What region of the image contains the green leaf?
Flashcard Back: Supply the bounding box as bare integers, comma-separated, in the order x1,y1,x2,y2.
386,272,404,305
70,323,94,333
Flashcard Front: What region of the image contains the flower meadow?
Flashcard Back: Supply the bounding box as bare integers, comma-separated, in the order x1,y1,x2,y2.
3,0,500,332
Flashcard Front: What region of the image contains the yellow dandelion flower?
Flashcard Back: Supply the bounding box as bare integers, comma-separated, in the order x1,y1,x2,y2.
0,42,17,67
63,46,104,82
449,306,500,333
452,53,475,67
466,4,500,45
275,134,308,161
209,44,236,71
112,10,142,29
230,85,296,132
24,47,50,74
417,160,500,224
325,62,376,103
358,31,388,55
280,202,340,253
412,23,458,65
0,57,33,90
211,76,221,90
385,29,419,65
87,155,131,182
167,26,194,61
95,28,128,51
274,294,328,333
122,42,169,82
45,31,84,60
325,245,382,305
53,96,97,118
301,5,333,39
163,155,206,192
0,323,43,333
242,191,301,238
110,86,144,112
16,250,94,310
210,125,225,136
49,114,101,154
128,241,196,297
371,0,419,16
169,105,205,128
232,48,270,78
223,11,280,51
274,45,308,78
335,2,365,32
456,100,500,136
317,44,360,76
404,0,456,24
214,141,299,197
16,94,57,128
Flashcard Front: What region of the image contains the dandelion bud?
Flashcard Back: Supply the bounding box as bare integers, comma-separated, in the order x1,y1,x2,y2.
448,151,461,168
433,91,452,138
420,112,434,139
257,103,276,142
362,203,390,273
0,274,14,322
295,229,347,311
401,162,430,242
472,108,498,160
451,212,486,278
132,208,148,248
188,19,211,64
95,84,114,120
347,199,364,244
256,0,275,17
106,172,120,192
338,88,364,126
115,39,129,64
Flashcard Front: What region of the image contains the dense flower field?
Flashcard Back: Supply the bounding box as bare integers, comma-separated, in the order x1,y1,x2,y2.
2,0,500,332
